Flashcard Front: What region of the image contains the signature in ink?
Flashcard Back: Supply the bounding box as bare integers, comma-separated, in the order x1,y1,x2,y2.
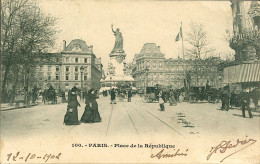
151,148,188,159
207,137,257,162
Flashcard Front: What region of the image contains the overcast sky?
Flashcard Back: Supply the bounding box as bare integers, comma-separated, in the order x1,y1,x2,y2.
38,0,234,69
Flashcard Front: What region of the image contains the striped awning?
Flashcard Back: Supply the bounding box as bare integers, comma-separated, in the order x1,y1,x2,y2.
223,62,260,83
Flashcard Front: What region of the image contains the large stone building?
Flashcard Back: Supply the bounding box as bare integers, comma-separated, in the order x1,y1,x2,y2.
36,39,102,91
132,43,223,90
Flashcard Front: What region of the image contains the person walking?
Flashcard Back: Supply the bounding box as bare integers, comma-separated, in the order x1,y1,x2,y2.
110,88,116,104
251,87,259,110
64,86,80,125
241,89,253,118
158,90,165,111
127,89,132,102
169,89,177,106
81,89,101,123
221,86,230,111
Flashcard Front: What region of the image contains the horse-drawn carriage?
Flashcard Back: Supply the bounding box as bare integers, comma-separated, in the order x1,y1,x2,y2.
141,87,159,103
188,85,220,103
42,86,57,104
188,86,207,103
206,87,220,103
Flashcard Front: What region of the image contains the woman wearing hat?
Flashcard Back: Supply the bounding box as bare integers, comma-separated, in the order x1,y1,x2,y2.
81,89,101,123
64,86,80,125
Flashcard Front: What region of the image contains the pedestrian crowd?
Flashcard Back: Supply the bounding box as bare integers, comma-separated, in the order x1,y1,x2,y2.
220,86,259,118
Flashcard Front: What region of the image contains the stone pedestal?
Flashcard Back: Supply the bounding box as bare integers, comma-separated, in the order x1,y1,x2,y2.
109,50,126,76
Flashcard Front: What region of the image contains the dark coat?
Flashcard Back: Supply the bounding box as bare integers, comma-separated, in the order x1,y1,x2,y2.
240,91,250,106
128,90,132,97
81,93,101,123
64,93,80,125
111,90,116,100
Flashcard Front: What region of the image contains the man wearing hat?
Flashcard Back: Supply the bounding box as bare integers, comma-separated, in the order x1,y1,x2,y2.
241,88,253,118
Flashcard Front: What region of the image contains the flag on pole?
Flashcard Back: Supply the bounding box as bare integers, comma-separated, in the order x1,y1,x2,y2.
175,33,180,42
175,26,182,42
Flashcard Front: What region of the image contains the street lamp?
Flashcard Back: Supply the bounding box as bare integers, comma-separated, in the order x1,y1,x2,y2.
80,66,84,100
110,76,112,91
58,63,62,93
144,67,149,91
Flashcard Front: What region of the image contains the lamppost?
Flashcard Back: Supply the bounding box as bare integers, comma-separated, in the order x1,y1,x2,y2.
144,67,149,92
80,66,84,100
110,76,112,91
58,63,62,93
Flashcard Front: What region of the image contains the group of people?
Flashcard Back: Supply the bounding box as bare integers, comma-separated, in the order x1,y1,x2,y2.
220,86,259,118
64,86,101,125
158,89,178,111
4,86,39,106
109,88,133,104
41,85,57,104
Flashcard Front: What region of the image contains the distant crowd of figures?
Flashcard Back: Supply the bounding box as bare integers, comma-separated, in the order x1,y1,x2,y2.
219,86,259,118
2,85,97,107
220,86,259,111
2,83,259,119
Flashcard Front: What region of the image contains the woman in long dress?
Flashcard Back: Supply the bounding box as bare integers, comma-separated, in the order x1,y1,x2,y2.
81,89,101,123
158,90,165,111
169,89,177,106
64,87,80,125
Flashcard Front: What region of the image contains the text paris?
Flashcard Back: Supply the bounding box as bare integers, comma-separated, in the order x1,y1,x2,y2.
88,143,108,147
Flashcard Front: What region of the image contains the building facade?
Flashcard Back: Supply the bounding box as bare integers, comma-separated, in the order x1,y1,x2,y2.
223,1,260,86
36,39,102,91
132,43,223,90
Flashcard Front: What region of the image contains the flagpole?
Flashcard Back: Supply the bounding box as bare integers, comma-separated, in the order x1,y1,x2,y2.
181,22,186,84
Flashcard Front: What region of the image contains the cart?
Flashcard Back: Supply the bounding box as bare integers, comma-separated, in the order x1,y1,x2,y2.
188,86,207,103
141,87,159,103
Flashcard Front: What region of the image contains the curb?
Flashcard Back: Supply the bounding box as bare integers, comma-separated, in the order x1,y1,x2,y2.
1,103,39,112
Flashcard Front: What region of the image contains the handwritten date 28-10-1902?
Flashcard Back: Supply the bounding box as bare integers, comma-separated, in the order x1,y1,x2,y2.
6,151,62,162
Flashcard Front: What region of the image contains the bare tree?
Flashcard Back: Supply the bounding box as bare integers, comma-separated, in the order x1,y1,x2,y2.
1,0,29,102
184,21,216,85
186,21,215,60
1,0,59,103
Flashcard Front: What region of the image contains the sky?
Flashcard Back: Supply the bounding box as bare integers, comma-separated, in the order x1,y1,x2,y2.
38,0,234,70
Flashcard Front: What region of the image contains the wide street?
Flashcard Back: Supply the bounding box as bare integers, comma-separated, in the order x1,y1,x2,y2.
1,95,260,138
1,95,260,163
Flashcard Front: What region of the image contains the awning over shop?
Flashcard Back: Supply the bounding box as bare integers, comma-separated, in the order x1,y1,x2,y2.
223,62,260,83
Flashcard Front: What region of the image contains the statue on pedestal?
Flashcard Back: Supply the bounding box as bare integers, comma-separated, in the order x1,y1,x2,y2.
110,24,126,63
111,24,124,53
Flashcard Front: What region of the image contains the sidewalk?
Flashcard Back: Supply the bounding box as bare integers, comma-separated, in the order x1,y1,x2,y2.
0,103,40,111
0,97,66,111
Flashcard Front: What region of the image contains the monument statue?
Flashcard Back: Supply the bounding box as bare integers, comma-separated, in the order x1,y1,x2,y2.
111,24,124,53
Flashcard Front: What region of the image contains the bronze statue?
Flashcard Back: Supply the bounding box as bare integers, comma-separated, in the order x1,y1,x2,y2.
111,24,123,52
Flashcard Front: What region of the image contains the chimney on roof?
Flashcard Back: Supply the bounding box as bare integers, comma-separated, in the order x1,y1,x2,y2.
63,40,66,51
88,45,93,52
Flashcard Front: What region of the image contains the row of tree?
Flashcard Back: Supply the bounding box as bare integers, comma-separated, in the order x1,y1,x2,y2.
1,0,59,103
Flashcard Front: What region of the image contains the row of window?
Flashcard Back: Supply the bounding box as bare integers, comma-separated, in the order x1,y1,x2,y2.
40,66,88,72
65,57,88,63
65,74,88,81
136,73,183,79
42,74,88,81
65,66,87,72
137,81,182,86
137,61,163,70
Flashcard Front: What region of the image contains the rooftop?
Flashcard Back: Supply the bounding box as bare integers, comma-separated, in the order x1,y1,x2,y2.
62,39,93,54
140,43,162,54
